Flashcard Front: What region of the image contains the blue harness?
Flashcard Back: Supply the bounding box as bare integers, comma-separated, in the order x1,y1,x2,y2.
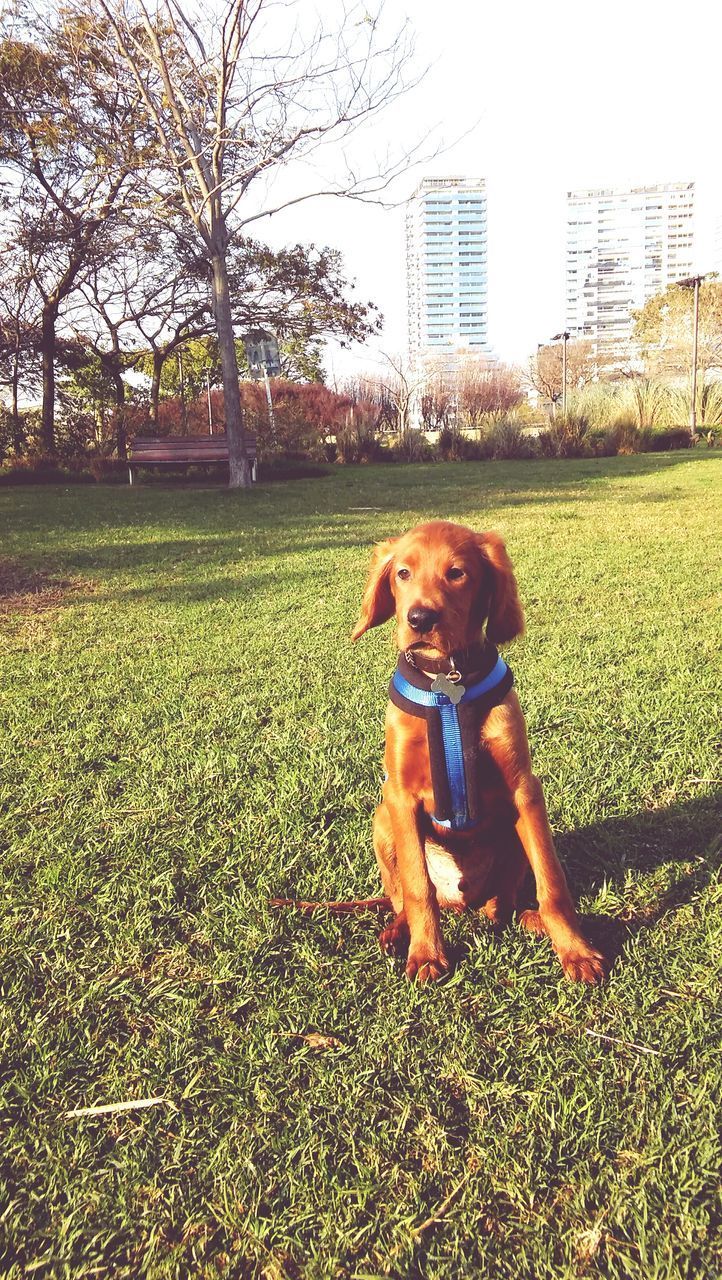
390,648,513,832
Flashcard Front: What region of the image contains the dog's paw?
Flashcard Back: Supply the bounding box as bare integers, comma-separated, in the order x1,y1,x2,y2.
518,908,548,936
405,945,449,984
560,945,608,985
481,896,514,928
379,913,410,957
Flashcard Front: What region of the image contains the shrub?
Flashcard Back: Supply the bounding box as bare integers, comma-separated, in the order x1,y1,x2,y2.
603,416,641,455
568,384,621,429
389,431,438,463
480,418,538,460
586,428,619,457
641,427,693,452
699,380,722,427
335,420,383,464
89,457,131,484
628,378,671,429
538,412,592,458
437,424,464,460
437,424,491,461
0,452,93,486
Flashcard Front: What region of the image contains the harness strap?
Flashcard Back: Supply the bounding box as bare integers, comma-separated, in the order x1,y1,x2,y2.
389,648,513,832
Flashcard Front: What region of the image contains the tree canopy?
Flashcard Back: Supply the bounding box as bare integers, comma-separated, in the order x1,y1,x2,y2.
632,279,722,379
527,339,597,406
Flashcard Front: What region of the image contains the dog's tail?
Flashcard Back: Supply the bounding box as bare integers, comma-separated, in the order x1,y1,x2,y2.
270,896,392,915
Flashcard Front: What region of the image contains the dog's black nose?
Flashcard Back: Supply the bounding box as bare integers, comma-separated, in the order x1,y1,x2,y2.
407,606,440,632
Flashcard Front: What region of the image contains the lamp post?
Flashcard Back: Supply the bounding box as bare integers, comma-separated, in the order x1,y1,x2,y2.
676,275,707,436
552,330,571,417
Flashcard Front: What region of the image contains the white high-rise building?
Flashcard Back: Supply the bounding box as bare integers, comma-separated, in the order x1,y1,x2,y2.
406,178,491,368
565,182,695,361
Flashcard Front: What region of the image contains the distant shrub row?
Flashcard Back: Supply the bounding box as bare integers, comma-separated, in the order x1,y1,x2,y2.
332,417,708,465
0,453,333,486
0,419,715,485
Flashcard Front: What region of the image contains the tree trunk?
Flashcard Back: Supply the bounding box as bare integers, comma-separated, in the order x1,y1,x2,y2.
112,365,127,460
11,346,23,454
210,249,250,489
40,305,57,455
149,351,163,428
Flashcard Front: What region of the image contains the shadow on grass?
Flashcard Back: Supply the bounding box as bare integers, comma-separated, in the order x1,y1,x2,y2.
559,790,720,896
450,792,721,975
2,453,718,604
559,791,721,965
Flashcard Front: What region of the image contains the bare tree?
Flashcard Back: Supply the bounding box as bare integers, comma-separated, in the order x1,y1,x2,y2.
527,339,597,410
67,244,163,458
372,353,427,434
417,361,456,431
457,360,524,426
80,0,419,487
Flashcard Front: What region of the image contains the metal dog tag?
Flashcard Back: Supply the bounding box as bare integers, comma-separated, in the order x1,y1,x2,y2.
431,673,466,703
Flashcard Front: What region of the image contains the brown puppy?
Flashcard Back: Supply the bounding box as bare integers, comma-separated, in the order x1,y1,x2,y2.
352,520,606,985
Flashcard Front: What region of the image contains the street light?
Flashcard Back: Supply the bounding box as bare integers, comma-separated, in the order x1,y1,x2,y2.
552,330,571,417
676,275,708,435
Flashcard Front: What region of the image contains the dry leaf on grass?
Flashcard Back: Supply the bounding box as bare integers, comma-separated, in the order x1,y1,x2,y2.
281,1032,344,1050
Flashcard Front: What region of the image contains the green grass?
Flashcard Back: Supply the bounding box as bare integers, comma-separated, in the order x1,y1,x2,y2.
1,454,720,1279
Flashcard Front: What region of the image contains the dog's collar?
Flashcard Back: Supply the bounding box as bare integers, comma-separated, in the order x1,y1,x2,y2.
389,644,514,832
403,642,486,678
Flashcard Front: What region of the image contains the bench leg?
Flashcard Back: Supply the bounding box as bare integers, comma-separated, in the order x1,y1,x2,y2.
128,465,134,486
251,459,257,483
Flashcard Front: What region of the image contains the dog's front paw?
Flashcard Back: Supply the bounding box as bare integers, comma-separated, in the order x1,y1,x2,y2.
560,944,608,985
405,943,449,984
379,911,410,957
518,908,547,936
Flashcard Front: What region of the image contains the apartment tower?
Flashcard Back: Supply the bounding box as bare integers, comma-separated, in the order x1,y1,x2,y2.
406,177,491,368
566,182,695,362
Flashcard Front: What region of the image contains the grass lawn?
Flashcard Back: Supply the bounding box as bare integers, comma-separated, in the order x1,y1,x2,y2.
1,454,720,1279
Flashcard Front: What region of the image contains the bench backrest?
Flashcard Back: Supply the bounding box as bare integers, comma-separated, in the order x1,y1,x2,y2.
130,434,257,461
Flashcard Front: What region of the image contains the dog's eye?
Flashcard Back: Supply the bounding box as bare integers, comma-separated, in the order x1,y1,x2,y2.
396,567,411,581
447,567,465,581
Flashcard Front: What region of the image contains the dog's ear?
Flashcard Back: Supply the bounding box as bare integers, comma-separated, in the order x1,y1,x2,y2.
474,531,524,644
351,538,398,640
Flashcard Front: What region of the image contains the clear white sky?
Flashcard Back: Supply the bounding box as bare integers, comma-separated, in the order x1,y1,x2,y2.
252,0,722,378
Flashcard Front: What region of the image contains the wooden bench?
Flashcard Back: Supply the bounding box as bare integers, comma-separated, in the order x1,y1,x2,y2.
127,434,257,484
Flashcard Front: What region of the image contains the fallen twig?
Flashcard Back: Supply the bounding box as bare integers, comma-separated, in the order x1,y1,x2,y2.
65,1096,174,1118
270,896,390,914
411,1171,472,1237
585,1030,660,1057
383,1170,472,1271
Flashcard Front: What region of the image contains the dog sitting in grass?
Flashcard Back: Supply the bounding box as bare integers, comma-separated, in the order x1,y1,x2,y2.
350,520,607,985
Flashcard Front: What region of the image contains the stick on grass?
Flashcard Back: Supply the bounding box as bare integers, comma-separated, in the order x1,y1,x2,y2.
65,1096,174,1118
585,1030,660,1056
